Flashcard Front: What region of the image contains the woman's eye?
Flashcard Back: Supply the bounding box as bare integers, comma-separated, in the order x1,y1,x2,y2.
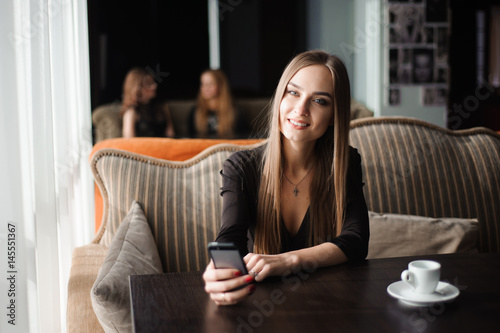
314,98,327,105
288,90,298,96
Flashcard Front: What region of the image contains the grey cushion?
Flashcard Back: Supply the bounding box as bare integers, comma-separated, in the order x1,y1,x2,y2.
367,211,479,259
91,201,162,332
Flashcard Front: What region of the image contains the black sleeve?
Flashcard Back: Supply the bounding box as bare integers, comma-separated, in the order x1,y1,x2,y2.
215,150,260,256
330,148,370,261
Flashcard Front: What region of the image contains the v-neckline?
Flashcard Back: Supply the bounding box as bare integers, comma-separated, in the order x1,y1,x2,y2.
282,207,310,238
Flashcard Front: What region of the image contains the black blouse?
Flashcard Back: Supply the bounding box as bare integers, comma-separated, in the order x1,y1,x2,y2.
187,106,218,138
215,145,370,262
134,103,169,137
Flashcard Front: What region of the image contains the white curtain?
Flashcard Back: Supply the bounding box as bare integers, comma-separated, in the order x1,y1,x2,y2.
0,0,93,332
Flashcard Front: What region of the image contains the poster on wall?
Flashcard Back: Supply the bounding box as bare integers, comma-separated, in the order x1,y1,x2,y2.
386,0,449,107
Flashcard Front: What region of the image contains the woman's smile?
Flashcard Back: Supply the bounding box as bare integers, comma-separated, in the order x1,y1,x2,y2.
288,118,310,128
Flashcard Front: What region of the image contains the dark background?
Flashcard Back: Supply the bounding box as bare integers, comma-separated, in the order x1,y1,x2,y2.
447,0,500,130
87,0,306,110
87,0,500,131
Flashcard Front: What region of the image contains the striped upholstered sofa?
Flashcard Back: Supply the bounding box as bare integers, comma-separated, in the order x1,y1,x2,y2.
67,116,500,332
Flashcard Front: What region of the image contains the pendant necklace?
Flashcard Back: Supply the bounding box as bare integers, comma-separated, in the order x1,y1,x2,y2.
283,167,313,197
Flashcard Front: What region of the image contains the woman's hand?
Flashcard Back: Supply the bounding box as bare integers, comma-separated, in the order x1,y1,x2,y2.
203,261,255,305
245,243,347,282
244,252,299,282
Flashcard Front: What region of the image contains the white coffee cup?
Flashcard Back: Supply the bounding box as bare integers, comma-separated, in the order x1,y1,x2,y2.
401,260,441,294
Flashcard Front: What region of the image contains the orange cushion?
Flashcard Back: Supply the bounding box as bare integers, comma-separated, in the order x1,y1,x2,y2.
90,138,264,233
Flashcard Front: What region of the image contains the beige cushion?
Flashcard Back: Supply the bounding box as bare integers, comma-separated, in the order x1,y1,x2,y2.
91,201,162,332
367,211,479,259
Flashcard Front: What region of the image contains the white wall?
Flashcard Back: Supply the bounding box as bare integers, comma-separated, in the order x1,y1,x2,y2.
383,87,447,126
307,0,355,93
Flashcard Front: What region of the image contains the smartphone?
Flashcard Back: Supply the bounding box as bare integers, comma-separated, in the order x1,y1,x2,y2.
208,242,248,274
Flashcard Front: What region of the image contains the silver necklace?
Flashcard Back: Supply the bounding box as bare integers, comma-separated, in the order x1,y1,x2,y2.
283,168,313,197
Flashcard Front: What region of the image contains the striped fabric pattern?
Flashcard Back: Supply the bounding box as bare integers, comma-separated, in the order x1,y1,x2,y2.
350,117,500,253
91,142,264,272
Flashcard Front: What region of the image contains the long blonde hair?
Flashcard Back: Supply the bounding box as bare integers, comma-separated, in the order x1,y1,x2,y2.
254,50,351,254
194,69,235,138
120,67,155,116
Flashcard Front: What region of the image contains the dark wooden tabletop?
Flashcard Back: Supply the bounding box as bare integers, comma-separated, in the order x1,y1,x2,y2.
129,253,500,333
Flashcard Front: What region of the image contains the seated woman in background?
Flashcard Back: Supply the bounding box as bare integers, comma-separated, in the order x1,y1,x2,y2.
121,67,175,138
188,69,245,138
203,50,369,305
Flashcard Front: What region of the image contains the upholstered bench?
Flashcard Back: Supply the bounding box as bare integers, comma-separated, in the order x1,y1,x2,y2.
349,117,500,254
67,116,500,332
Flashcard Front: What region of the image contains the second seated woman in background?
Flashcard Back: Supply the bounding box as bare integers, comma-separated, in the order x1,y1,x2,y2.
188,69,245,139
121,67,175,138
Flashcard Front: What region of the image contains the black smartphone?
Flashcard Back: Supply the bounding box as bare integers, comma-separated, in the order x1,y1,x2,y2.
207,242,248,274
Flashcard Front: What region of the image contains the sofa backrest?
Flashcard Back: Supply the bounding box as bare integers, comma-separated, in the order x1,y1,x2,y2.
90,138,264,232
168,98,271,139
91,141,265,272
91,99,272,142
91,98,373,142
350,117,500,253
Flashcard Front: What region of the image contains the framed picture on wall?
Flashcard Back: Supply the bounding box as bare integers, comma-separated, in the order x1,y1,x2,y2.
389,88,401,106
426,0,448,23
391,5,424,44
421,87,447,106
385,0,449,107
413,48,434,84
422,87,435,106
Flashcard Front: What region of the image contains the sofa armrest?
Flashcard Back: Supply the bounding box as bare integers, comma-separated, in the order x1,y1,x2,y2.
92,102,122,143
67,243,108,333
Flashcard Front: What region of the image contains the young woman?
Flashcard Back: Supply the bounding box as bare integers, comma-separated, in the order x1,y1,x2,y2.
121,67,175,138
203,50,369,305
188,69,241,138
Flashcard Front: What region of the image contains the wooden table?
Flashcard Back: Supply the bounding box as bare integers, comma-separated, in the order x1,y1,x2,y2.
129,253,500,332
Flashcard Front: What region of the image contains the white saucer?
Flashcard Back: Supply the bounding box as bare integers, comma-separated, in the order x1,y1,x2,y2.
387,281,460,306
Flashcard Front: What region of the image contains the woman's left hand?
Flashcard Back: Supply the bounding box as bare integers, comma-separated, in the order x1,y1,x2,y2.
244,252,299,282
